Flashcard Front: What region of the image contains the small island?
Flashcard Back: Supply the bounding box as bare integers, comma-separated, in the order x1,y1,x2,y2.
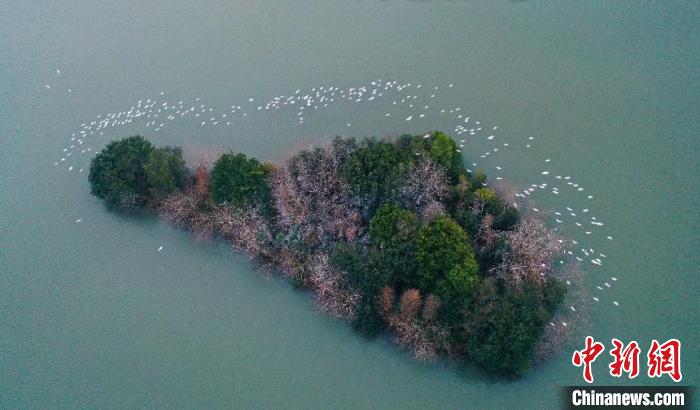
88,132,567,375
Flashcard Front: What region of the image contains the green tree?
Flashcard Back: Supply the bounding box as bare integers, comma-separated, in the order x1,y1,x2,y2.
395,132,466,181
88,135,154,206
474,187,508,217
428,131,464,179
474,187,496,203
472,170,487,188
542,277,567,314
341,139,412,210
462,279,561,375
415,216,477,291
395,134,430,158
331,244,389,337
145,146,188,201
369,204,421,288
369,204,419,247
436,259,479,302
453,208,481,236
492,205,520,231
452,174,473,204
210,152,270,207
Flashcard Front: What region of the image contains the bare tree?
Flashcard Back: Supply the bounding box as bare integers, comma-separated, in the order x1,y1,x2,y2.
286,143,363,246
159,189,215,240
268,163,308,229
492,217,563,289
214,203,273,259
308,252,360,320
476,214,498,249
399,158,449,216
387,290,450,362
420,201,446,221
534,263,588,362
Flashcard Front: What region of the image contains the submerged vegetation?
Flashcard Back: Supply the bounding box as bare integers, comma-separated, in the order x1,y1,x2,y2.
89,131,566,375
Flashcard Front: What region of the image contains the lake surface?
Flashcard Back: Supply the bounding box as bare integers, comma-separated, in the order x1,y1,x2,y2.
1,1,698,408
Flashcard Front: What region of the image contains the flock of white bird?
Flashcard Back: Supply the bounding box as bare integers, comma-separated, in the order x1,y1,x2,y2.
47,70,621,324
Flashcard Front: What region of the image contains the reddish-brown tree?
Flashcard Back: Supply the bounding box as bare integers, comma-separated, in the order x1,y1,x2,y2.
398,289,422,319
195,164,209,196
379,286,395,319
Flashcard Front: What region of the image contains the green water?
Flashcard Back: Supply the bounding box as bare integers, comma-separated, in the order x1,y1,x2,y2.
1,1,698,408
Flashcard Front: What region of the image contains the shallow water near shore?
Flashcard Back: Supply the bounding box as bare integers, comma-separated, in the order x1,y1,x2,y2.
1,1,698,408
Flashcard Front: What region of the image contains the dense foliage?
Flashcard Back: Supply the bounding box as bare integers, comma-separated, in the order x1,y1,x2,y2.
210,153,270,207
330,244,389,337
89,136,190,206
341,139,412,213
145,146,188,201
414,216,477,293
367,204,420,289
90,131,567,376
460,278,565,374
89,136,154,206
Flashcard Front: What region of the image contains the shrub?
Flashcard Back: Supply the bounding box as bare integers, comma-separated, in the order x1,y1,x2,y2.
210,152,270,207
388,289,450,361
89,135,154,206
145,146,188,201
158,189,216,240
